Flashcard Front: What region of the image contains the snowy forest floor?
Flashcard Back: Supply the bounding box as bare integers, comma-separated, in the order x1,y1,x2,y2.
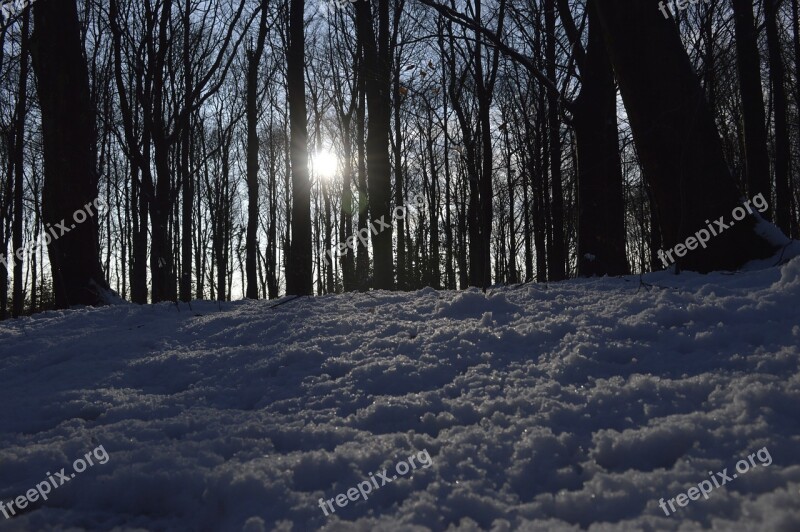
1,258,800,531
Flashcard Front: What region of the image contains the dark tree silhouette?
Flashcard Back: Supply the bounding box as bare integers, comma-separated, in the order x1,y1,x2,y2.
30,0,112,307
593,0,779,272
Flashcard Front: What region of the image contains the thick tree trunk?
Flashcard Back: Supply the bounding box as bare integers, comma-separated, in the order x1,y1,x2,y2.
593,0,779,272
148,0,176,303
574,3,629,277
764,0,792,235
475,0,495,289
286,0,313,295
793,0,800,237
0,25,8,319
355,0,394,290
31,0,111,307
732,0,771,211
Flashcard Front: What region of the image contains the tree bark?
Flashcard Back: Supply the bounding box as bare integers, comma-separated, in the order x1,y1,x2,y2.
574,2,629,277
31,0,112,307
285,0,313,295
732,0,771,211
179,0,194,302
11,9,29,317
764,0,792,235
246,2,269,299
544,0,566,281
355,63,371,290
593,0,778,272
355,0,394,290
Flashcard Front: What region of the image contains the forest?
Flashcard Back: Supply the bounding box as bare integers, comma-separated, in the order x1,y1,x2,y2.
0,0,798,315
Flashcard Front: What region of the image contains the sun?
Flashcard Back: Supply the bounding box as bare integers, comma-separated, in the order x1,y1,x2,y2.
312,150,338,180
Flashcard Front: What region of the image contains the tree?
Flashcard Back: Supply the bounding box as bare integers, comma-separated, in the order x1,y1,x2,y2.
593,0,779,272
732,0,771,209
246,0,270,299
560,0,629,277
544,0,566,281
355,0,394,290
285,0,313,295
30,0,112,307
763,0,792,235
11,8,29,316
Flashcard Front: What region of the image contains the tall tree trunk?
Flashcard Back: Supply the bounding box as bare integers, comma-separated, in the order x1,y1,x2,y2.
12,9,30,317
149,0,176,303
534,87,548,282
30,179,40,312
30,0,111,307
266,114,280,299
393,54,407,290
355,0,394,290
131,150,149,304
475,0,494,289
322,181,335,293
0,24,9,319
437,21,456,289
701,0,717,111
339,113,356,291
793,0,800,237
593,0,779,272
764,0,792,234
425,110,441,288
286,0,313,295
732,0,771,211
544,0,566,281
522,144,533,282
179,0,194,302
793,0,800,236
109,0,148,303
355,68,370,290
246,2,269,299
574,2,629,277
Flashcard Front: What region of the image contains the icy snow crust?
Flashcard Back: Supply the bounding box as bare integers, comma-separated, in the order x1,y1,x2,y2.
1,259,799,531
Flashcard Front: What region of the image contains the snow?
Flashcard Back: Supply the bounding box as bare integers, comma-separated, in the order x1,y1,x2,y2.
1,257,800,530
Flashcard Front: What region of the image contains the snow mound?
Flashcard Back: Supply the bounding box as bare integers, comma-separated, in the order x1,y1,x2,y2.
0,266,798,531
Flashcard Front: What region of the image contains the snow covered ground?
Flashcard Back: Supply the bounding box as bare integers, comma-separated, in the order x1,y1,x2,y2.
1,257,800,531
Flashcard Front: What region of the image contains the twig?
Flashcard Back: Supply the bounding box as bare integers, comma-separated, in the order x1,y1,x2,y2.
268,294,303,310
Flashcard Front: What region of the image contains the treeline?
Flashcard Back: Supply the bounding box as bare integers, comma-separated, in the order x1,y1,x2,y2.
0,0,798,316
